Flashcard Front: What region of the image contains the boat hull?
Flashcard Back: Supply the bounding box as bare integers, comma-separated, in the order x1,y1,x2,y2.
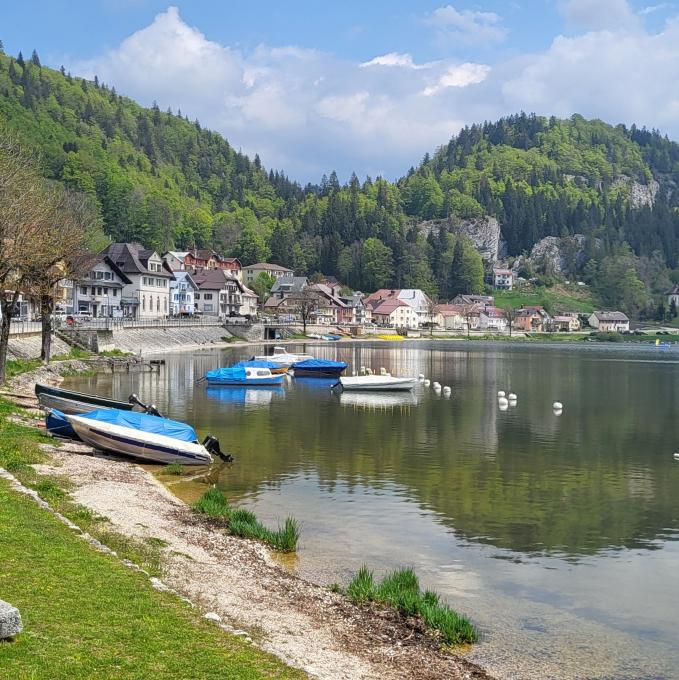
205,375,285,386
339,376,417,391
293,367,345,378
35,383,134,415
67,416,212,465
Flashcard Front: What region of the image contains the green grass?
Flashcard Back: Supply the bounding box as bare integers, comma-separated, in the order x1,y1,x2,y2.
52,347,92,361
164,462,185,476
4,358,42,380
98,348,133,357
494,287,596,314
193,488,300,553
0,480,305,680
343,566,478,646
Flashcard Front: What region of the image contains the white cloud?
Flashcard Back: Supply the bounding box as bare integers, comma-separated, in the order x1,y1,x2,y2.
639,3,671,15
423,63,491,95
360,52,419,69
558,0,639,31
72,5,679,182
425,5,508,45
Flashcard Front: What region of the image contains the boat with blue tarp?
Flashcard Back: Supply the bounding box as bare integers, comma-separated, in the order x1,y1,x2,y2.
234,359,289,374
292,358,347,378
204,365,286,386
64,408,221,464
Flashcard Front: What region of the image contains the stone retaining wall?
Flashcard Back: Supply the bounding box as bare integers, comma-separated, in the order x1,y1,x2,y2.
8,335,72,360
109,325,233,354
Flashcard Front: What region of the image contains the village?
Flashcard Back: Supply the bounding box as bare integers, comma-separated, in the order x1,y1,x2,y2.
5,242,635,337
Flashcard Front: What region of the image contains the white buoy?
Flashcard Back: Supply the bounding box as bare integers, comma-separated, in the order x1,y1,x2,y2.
673,453,679,461
499,400,509,411
433,381,441,389
380,367,387,375
418,373,425,380
360,366,366,375
498,390,506,398
553,401,563,410
424,379,431,386
442,386,451,394
498,396,509,406
508,393,517,401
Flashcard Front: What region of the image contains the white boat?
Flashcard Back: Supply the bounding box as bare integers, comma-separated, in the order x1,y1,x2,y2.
66,409,215,465
252,345,314,369
339,375,418,391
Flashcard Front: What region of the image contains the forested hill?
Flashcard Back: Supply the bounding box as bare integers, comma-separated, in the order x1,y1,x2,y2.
2,47,679,312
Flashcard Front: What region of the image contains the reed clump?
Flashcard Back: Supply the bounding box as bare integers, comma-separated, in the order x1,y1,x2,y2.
164,462,185,476
344,566,478,645
192,488,300,552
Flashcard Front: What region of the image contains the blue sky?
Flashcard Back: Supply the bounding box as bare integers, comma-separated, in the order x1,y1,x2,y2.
1,1,678,181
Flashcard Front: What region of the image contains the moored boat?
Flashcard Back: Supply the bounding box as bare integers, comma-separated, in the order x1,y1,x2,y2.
65,408,219,465
35,383,137,415
322,334,341,341
204,365,286,386
292,358,347,378
338,375,417,391
234,359,289,374
252,346,314,369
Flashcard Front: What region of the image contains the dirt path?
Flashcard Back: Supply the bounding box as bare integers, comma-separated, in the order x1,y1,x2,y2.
9,365,494,680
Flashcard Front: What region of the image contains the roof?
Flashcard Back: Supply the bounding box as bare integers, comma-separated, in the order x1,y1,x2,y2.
101,243,170,277
481,306,506,318
246,262,293,272
364,289,399,304
271,277,308,295
166,251,189,259
434,304,466,315
188,268,230,290
451,294,494,305
372,299,409,315
592,311,629,322
553,316,574,322
667,283,679,295
171,270,198,289
222,258,242,267
493,269,513,275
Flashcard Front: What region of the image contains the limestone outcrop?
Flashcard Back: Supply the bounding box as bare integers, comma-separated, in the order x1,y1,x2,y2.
417,216,505,263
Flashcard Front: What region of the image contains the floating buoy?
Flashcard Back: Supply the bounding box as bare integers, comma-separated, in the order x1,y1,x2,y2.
498,390,506,398
508,393,517,402
442,386,451,394
553,401,563,410
673,453,679,461
424,379,431,386
380,367,387,375
433,381,441,389
360,366,366,375
418,373,425,380
499,400,509,411
498,396,509,406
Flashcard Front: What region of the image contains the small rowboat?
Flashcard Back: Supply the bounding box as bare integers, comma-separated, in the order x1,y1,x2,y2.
338,375,417,392
35,383,136,415
204,365,285,386
65,408,219,465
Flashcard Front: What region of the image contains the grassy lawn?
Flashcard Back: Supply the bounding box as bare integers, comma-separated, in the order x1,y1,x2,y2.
0,401,305,680
494,287,596,313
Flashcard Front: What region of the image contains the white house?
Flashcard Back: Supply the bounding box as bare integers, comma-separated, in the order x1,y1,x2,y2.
435,304,467,331
240,286,259,318
169,271,198,316
102,243,172,319
72,255,131,318
364,288,434,327
371,298,419,329
588,311,630,332
479,306,508,332
493,269,513,290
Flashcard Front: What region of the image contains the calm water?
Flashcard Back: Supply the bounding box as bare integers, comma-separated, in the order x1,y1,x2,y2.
66,342,679,680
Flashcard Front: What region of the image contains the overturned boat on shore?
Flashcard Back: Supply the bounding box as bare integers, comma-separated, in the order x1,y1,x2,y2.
64,408,220,465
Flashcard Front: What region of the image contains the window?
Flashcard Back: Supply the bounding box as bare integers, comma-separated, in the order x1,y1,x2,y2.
164,298,167,312
104,272,112,280
96,271,103,279
112,289,117,297
204,293,213,300
195,293,201,300
156,297,160,312
204,304,214,312
97,287,103,295
103,287,108,294
142,295,145,311
80,286,87,295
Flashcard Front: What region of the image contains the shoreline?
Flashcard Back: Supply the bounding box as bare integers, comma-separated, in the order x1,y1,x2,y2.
5,361,495,680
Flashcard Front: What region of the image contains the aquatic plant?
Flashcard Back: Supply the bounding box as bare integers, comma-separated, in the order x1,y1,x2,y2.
192,488,300,552
344,566,478,645
164,463,185,476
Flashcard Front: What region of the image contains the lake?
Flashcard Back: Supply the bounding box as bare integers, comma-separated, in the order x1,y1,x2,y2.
66,341,679,679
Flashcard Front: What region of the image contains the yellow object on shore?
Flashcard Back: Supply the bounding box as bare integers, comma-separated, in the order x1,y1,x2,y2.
378,335,404,341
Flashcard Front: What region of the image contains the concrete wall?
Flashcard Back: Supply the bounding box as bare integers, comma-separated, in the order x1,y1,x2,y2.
8,334,72,360
109,325,233,354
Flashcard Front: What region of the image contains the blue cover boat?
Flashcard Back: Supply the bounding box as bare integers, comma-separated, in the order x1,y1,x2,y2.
46,408,81,441
292,358,347,377
204,365,286,386
65,408,219,465
234,359,288,374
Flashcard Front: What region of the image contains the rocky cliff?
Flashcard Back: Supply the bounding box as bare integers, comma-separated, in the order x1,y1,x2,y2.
417,217,505,264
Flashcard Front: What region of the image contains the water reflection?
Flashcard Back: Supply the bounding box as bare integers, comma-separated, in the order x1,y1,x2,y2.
338,390,419,410
205,385,285,410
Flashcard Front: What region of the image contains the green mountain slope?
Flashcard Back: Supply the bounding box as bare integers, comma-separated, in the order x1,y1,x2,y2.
2,49,679,315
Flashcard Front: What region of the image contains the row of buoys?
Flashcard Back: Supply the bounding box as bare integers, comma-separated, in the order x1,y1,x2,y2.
418,374,452,397
497,390,518,411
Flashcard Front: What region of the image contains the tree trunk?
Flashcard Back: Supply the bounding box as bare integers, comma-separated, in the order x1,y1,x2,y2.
40,294,53,363
0,294,18,384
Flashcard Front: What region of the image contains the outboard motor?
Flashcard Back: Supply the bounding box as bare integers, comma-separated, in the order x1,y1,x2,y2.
202,435,233,462
128,394,163,418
